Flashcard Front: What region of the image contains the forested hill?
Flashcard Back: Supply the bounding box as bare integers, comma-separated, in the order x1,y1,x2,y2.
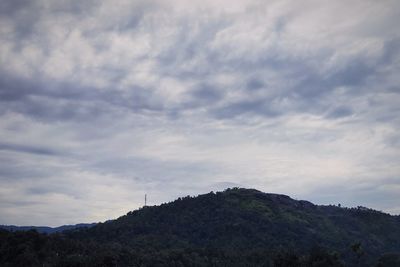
1,188,400,266
71,188,400,262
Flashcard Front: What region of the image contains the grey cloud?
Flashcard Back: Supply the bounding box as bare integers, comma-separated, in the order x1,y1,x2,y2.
0,142,62,156
0,157,58,181
47,1,97,15
87,156,221,183
0,73,166,122
0,74,32,101
328,59,375,88
0,198,40,208
0,2,44,47
0,0,95,17
24,183,85,200
182,83,225,111
214,44,395,120
285,56,374,99
160,47,368,121
325,106,353,119
211,98,281,119
191,84,223,103
16,97,108,123
0,0,31,16
246,78,265,91
384,134,400,148
381,38,400,65
2,1,397,123
156,17,229,77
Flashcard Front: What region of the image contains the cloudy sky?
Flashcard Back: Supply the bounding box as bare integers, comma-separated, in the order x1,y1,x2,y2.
0,0,399,226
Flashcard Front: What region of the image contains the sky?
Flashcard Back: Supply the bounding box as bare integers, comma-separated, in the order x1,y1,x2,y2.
0,0,399,226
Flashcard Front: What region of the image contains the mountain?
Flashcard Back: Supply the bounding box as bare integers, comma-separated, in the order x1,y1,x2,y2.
0,188,399,266
0,223,96,234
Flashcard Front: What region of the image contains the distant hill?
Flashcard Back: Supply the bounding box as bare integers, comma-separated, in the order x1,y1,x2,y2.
0,223,96,233
1,188,399,266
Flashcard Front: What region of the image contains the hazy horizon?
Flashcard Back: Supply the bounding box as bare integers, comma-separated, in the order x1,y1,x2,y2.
1,0,399,227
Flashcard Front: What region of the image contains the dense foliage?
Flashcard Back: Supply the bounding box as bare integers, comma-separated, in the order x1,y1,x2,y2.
1,188,399,266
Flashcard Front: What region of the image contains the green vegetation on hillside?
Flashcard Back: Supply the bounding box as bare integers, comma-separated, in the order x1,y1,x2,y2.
1,188,399,266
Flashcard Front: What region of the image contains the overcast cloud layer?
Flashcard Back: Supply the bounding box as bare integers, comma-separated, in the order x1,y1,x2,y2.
1,0,399,226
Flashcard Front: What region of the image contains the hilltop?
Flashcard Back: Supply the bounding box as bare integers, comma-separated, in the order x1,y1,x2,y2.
1,188,399,266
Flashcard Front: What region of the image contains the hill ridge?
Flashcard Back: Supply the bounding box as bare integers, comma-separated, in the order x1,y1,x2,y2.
1,187,399,266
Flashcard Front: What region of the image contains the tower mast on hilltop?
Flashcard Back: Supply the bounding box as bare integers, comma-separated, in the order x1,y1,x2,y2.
145,194,147,207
